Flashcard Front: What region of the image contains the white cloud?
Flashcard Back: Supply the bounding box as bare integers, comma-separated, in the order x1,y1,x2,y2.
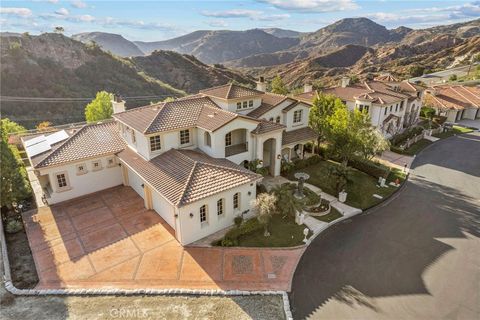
48,0,59,3
206,20,228,28
0,7,33,17
78,14,95,22
55,8,69,16
256,0,359,12
201,9,290,21
71,0,87,9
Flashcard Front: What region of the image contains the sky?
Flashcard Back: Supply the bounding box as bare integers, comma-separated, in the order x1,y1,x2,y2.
1,0,479,41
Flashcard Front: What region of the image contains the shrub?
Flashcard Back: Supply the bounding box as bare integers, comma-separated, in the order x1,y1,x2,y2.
281,159,295,174
348,158,389,178
391,126,424,146
420,107,436,118
234,216,243,227
221,218,263,246
305,155,322,166
256,183,268,195
6,219,22,234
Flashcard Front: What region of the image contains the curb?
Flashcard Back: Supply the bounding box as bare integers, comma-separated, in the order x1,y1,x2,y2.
0,218,293,319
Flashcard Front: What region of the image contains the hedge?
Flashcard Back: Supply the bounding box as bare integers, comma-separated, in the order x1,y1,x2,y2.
219,218,264,246
348,158,389,178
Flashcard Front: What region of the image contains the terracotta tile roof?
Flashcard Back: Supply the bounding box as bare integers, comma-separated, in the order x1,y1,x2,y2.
374,74,399,82
282,127,318,146
425,85,480,111
33,121,126,168
200,83,263,100
294,91,318,103
114,95,248,134
282,101,307,113
251,120,286,134
261,92,288,106
118,148,261,207
247,93,291,118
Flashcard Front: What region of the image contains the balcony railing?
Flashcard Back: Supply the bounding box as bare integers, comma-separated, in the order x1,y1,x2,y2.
225,142,248,157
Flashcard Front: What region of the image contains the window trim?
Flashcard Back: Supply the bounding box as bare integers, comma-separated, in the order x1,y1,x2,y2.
204,131,211,147
236,102,242,110
200,204,208,225
217,198,224,217
248,100,253,107
276,116,281,123
76,163,88,175
91,159,103,172
233,192,240,210
179,129,191,145
225,132,232,147
55,171,71,192
293,109,303,124
149,135,162,152
106,157,116,168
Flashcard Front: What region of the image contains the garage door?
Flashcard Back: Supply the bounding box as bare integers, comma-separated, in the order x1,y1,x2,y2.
151,191,175,228
127,168,144,199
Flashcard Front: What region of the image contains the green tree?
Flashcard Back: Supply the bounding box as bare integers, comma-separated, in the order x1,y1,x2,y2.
1,119,32,208
53,26,64,34
251,193,277,237
357,126,390,160
85,91,113,122
270,75,288,95
409,65,425,77
449,74,457,82
272,184,304,218
309,93,345,151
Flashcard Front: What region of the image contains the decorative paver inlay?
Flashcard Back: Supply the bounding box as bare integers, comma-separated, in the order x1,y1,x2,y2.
22,186,304,291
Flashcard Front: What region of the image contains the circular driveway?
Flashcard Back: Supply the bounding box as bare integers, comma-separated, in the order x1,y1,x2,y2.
290,132,480,319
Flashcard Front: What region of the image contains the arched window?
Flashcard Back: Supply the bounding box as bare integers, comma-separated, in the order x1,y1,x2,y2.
204,131,211,147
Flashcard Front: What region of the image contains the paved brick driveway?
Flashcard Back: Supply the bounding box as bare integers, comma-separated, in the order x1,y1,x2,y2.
23,186,303,291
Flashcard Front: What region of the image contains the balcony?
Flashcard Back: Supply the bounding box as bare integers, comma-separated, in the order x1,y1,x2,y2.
225,142,248,157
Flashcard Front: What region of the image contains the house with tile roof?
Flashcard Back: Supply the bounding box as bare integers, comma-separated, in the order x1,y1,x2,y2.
424,85,480,122
22,82,316,245
295,75,425,138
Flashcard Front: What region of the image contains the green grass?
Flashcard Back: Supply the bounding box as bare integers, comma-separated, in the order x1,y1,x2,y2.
401,139,433,155
286,160,403,210
236,215,310,247
433,126,474,139
314,207,343,223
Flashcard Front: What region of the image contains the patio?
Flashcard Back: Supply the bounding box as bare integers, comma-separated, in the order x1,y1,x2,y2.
22,186,303,291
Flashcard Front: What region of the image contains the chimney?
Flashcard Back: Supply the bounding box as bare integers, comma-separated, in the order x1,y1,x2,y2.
111,94,126,114
304,82,313,93
340,77,350,88
256,76,267,92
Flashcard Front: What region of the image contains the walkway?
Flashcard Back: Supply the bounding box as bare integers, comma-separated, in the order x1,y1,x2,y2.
22,186,304,291
290,132,480,319
376,150,414,173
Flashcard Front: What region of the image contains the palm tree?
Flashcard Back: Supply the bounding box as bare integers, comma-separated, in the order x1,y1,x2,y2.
272,184,304,218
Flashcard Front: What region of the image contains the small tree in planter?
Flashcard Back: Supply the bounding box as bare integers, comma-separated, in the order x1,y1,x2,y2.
251,193,277,237
328,165,350,196
272,184,304,218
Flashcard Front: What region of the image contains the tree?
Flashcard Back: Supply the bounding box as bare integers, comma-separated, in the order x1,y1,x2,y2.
251,193,277,237
272,184,304,218
53,26,64,34
328,165,350,194
357,126,390,160
1,119,32,208
409,65,425,77
309,94,345,151
270,75,288,95
36,121,53,132
85,91,113,122
449,74,457,82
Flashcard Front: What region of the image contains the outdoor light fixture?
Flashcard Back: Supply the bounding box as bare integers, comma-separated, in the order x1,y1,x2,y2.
190,213,194,218
118,163,122,167
175,214,178,218
141,184,144,188
248,191,251,196
277,154,281,159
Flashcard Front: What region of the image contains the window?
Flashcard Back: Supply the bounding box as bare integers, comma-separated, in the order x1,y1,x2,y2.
384,108,387,115
390,105,393,112
293,110,303,123
225,132,232,146
358,104,369,113
233,192,240,210
76,163,87,175
180,129,190,145
400,101,404,110
217,199,224,216
200,205,207,223
150,135,161,151
243,101,248,109
276,116,281,123
92,160,102,171
269,117,274,122
395,104,399,112
237,102,242,110
204,132,211,147
249,100,253,107
131,131,136,144
107,157,116,168
56,173,68,189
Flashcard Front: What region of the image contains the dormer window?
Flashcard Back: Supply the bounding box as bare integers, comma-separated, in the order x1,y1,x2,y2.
150,135,161,151
237,102,242,110
180,129,190,145
293,110,303,123
249,100,253,107
243,101,248,109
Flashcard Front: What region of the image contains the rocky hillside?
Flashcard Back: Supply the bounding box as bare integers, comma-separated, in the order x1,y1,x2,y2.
0,33,252,128
133,29,299,64
72,32,144,57
260,28,301,38
131,50,253,93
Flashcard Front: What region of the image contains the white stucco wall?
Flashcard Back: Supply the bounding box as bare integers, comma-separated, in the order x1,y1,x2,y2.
284,103,310,132
176,182,257,245
151,189,176,228
40,155,123,204
463,108,478,120
208,97,262,114
211,118,258,161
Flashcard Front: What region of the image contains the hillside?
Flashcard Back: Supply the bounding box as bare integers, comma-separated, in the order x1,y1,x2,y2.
133,29,299,64
260,28,301,38
131,51,254,93
72,32,144,57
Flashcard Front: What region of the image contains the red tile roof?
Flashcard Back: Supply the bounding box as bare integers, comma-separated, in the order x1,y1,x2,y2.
199,83,263,100
425,85,480,111
282,127,318,146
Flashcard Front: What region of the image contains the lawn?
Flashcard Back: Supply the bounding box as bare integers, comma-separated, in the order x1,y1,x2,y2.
286,160,403,210
433,126,474,139
236,215,310,247
401,139,432,156
314,207,343,223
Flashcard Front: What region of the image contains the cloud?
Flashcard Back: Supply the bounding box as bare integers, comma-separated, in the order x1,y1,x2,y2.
201,9,290,21
48,0,59,3
256,0,359,12
71,0,87,9
55,8,69,16
78,14,94,22
206,20,228,28
0,7,33,17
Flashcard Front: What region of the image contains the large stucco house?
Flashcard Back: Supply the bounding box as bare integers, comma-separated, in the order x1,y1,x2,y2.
295,75,425,138
424,85,480,122
22,81,316,245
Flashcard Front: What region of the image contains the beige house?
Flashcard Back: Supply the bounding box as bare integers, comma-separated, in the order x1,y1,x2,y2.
23,82,316,245
424,85,480,122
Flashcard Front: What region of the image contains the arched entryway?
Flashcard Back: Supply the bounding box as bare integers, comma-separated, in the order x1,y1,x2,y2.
263,138,276,176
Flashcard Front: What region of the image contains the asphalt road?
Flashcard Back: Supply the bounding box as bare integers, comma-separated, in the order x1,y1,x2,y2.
290,132,480,320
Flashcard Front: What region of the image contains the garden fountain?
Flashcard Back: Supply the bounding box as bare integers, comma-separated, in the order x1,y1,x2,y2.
294,172,310,199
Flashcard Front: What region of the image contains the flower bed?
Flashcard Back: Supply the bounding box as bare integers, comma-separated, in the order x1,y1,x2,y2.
304,199,331,216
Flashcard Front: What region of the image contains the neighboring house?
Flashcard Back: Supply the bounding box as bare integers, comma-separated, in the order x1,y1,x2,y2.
424,85,480,122
295,75,425,138
22,82,316,245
